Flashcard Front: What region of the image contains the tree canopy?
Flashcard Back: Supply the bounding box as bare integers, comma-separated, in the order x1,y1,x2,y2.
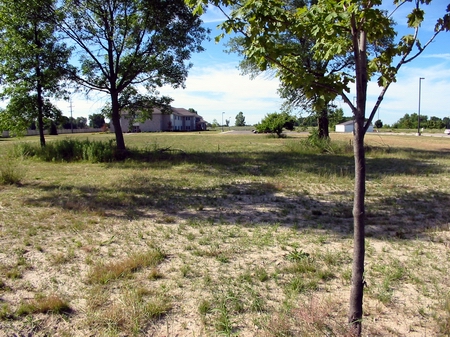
235,111,246,126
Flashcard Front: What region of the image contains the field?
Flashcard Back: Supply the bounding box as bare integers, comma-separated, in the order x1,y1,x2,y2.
0,131,449,336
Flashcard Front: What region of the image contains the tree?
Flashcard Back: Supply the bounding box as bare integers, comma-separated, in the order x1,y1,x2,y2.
89,113,106,129
76,117,88,129
57,0,207,155
235,111,246,126
428,116,445,129
374,119,383,129
256,112,295,137
187,0,449,334
211,119,219,129
224,0,362,139
0,0,71,146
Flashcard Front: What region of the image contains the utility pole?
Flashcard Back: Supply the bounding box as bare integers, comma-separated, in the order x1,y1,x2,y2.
69,98,74,133
417,77,424,136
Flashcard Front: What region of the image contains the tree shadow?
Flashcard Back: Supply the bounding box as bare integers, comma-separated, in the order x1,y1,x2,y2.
105,149,447,180
20,149,449,243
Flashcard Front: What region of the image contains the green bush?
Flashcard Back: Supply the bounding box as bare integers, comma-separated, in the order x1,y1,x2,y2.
255,112,295,137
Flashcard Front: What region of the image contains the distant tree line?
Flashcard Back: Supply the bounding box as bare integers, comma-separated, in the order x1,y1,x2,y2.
384,113,450,129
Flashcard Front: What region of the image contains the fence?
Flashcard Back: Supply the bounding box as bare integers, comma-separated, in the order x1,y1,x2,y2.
2,128,104,137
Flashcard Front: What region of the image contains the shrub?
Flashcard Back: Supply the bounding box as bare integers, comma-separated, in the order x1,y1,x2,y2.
0,157,26,185
256,112,295,137
285,129,352,154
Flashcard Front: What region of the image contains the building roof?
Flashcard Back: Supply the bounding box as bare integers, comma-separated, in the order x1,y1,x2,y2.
337,120,354,126
336,120,373,127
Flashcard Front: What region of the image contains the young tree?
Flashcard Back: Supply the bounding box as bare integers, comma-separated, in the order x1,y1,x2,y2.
187,0,449,334
0,0,71,146
58,0,207,154
235,111,246,126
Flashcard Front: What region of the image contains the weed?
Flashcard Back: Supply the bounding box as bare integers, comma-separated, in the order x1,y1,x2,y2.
199,299,212,316
285,248,310,262
213,299,234,336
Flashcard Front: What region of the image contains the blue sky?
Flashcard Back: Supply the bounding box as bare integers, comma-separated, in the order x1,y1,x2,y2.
57,1,450,127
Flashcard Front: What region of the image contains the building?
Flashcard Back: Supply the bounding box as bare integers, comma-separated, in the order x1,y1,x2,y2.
335,120,374,133
110,107,207,133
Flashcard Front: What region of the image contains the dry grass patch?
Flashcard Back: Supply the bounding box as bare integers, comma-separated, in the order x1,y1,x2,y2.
16,294,72,316
86,249,166,284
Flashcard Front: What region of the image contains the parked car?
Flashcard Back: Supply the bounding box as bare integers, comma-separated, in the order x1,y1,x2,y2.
445,129,450,135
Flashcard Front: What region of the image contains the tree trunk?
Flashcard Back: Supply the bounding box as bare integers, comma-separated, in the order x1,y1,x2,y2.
34,22,46,148
110,90,127,156
36,81,46,148
348,16,368,337
317,108,329,139
348,114,366,336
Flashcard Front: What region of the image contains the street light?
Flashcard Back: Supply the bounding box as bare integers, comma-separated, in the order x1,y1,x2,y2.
417,77,425,136
222,112,225,132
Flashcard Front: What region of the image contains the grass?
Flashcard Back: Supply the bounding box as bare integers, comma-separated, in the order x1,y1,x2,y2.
0,131,449,336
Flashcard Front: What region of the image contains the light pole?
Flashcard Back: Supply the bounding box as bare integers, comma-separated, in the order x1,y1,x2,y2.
222,112,225,132
417,77,424,136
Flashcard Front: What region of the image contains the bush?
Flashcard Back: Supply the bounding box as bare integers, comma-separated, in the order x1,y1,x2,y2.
0,157,26,185
256,112,295,137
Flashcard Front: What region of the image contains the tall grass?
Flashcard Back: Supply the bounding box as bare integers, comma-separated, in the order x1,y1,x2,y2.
0,156,26,185
13,139,117,163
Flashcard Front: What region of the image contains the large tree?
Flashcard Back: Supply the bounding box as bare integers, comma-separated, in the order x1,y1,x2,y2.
187,0,449,334
0,0,71,146
57,0,207,154
224,0,356,139
235,111,246,126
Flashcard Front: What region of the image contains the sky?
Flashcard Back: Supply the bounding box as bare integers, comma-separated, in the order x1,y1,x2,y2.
55,1,450,127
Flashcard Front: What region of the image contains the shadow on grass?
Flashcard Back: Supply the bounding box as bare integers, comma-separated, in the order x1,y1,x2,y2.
108,149,447,180
21,149,450,242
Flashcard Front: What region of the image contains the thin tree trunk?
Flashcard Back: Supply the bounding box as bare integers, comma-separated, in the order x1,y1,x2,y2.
348,16,368,337
348,115,366,336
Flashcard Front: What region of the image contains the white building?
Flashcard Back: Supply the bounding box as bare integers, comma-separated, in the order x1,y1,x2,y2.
110,107,207,133
335,120,374,133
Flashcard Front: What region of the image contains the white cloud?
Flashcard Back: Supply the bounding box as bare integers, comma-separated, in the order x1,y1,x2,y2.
363,62,450,124
159,64,283,125
57,56,449,128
